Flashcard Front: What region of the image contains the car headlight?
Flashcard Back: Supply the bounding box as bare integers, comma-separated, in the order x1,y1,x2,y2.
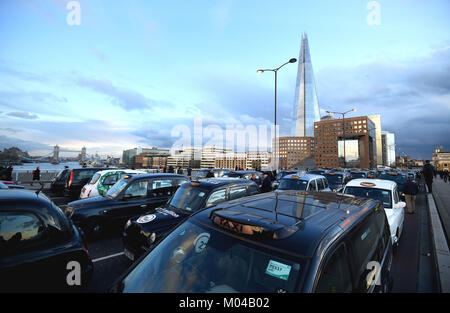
125,219,132,229
148,232,156,245
333,189,337,192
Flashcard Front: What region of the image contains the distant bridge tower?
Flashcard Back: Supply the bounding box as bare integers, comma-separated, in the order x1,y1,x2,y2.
52,145,60,164
81,146,87,163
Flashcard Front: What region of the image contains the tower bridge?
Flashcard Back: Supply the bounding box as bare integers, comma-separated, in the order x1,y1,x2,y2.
51,145,87,164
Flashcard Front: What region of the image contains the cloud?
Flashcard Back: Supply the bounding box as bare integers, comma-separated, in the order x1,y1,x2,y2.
315,46,450,159
0,135,51,152
77,77,172,111
6,111,39,120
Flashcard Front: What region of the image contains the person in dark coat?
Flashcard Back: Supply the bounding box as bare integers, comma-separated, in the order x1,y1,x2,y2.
3,165,13,181
187,167,192,179
205,169,215,178
32,166,40,185
404,176,419,214
168,166,175,173
422,160,434,193
261,173,272,193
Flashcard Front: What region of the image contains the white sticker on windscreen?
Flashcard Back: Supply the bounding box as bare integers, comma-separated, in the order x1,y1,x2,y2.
193,233,210,253
265,260,292,281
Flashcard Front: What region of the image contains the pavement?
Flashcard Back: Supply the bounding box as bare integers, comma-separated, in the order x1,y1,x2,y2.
432,177,450,245
391,181,438,292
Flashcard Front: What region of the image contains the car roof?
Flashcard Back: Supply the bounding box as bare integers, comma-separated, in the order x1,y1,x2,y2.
0,189,51,204
124,173,187,182
193,190,378,258
93,169,146,176
323,171,346,175
283,174,325,181
187,178,256,189
345,178,397,189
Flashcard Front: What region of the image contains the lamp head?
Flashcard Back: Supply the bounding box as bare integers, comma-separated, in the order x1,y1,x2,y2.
289,58,297,63
257,70,264,74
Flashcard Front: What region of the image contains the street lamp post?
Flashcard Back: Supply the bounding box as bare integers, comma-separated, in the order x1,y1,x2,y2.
326,108,357,168
258,58,297,172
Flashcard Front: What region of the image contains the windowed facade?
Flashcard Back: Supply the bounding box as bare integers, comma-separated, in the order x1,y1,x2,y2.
314,116,376,169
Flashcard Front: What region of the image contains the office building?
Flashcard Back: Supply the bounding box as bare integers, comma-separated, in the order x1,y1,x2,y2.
292,33,321,137
314,116,376,169
122,147,169,167
432,146,450,172
276,136,315,169
381,131,396,167
368,115,382,165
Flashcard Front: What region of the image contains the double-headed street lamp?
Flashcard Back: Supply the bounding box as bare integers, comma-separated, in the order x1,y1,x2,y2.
326,108,357,168
258,58,297,172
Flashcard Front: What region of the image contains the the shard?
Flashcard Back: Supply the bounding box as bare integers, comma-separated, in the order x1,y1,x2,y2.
292,33,320,137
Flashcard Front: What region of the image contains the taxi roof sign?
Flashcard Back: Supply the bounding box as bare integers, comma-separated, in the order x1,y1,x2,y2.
290,175,300,179
360,182,376,187
190,181,201,186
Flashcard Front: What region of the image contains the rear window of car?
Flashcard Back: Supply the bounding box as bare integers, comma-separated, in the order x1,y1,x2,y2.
73,169,101,183
0,211,48,257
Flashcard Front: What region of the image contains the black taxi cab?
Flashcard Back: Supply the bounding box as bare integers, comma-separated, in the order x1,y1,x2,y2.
110,190,393,293
122,178,260,261
64,173,187,238
0,189,93,292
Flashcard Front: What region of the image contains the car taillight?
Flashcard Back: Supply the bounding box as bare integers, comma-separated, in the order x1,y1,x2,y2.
68,171,73,187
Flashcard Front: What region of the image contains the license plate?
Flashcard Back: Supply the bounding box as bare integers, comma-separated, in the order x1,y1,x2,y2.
124,248,134,261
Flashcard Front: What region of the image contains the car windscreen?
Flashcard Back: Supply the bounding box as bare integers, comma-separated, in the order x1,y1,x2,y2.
378,174,406,184
278,179,308,191
88,173,101,185
351,173,366,179
194,170,209,179
222,173,242,178
323,174,343,184
120,220,303,293
276,171,295,180
168,184,208,212
106,179,129,198
56,169,69,181
344,186,392,208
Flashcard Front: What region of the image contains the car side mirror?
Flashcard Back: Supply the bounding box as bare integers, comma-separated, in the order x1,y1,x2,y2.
395,202,406,209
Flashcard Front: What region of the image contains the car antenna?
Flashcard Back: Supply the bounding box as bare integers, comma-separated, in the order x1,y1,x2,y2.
35,183,44,196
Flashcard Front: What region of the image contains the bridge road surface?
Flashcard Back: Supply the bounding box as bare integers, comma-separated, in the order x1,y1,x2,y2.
31,186,439,292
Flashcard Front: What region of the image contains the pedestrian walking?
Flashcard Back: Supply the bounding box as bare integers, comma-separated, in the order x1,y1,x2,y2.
187,167,192,179
444,170,448,183
176,166,183,175
422,160,434,193
32,166,40,186
168,166,174,173
404,176,419,214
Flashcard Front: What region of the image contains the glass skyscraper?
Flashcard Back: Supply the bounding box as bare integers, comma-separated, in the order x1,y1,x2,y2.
292,33,320,137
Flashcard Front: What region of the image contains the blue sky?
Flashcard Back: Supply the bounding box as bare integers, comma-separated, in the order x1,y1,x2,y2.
0,0,449,159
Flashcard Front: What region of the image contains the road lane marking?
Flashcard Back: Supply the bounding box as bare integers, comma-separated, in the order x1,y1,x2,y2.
92,252,125,263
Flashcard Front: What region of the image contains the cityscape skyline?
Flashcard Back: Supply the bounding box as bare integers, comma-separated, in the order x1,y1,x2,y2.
0,1,449,160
